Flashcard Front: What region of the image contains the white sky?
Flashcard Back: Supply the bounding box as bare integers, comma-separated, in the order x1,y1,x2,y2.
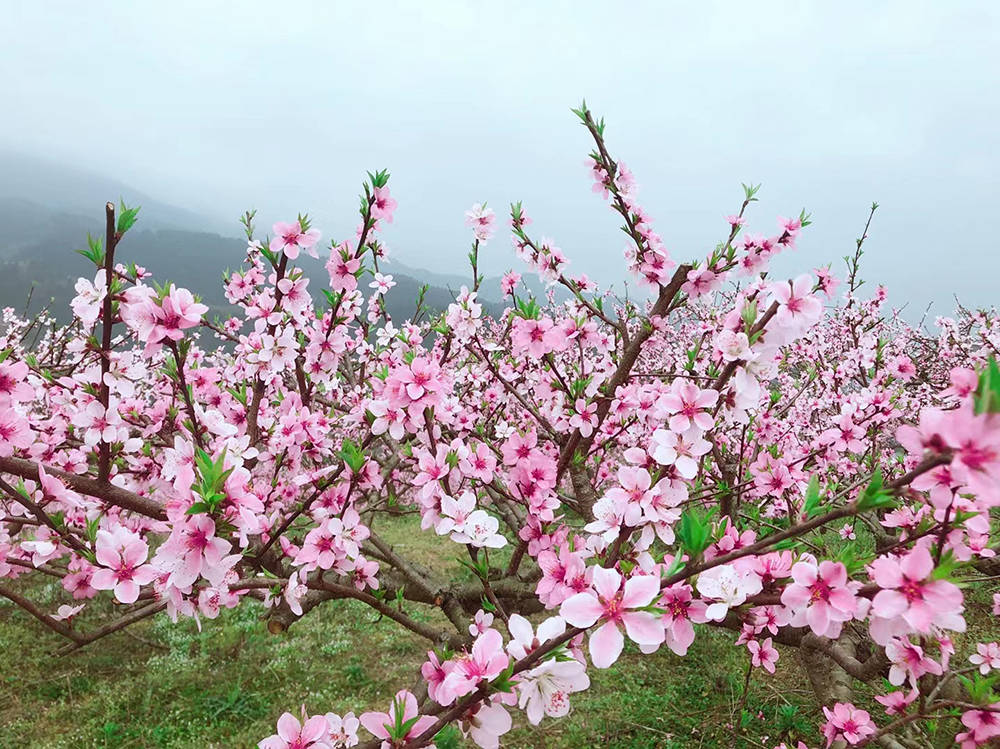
3,1,998,315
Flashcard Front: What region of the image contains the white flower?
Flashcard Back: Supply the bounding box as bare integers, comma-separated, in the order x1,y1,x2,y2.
696,564,762,621
451,509,506,548
715,329,751,362
518,658,590,724
70,272,107,329
369,272,395,296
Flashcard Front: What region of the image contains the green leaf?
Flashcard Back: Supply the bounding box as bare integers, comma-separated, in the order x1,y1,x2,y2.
856,469,896,511
836,541,865,575
75,233,105,266
959,672,1000,703
337,439,366,473
116,200,141,235
678,506,716,557
803,475,824,518
974,357,1000,415
185,501,212,515
930,550,960,582
488,661,517,694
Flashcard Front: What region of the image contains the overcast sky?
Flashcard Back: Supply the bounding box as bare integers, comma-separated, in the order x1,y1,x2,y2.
3,1,998,315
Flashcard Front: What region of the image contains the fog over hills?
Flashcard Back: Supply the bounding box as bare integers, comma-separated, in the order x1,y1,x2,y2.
0,150,230,235
0,154,512,324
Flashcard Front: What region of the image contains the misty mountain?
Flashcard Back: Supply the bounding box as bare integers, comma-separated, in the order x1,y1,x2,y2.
0,195,505,326
0,151,232,236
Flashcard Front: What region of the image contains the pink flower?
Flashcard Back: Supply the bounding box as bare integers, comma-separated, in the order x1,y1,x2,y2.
511,316,566,359
956,703,1000,748
884,636,942,686
970,641,1000,675
0,360,33,404
458,443,497,483
869,545,964,638
771,274,823,329
371,186,397,223
437,628,510,704
295,521,347,573
198,585,239,619
360,690,435,747
368,399,405,440
569,399,599,437
874,687,918,716
323,712,359,748
51,603,85,623
681,268,718,298
501,430,537,465
560,567,664,668
259,711,331,749
465,203,497,242
942,367,978,400
352,557,379,591
70,400,127,448
657,583,708,656
368,272,395,295
420,650,455,704
387,356,444,407
469,609,495,636
0,404,33,456
155,515,232,589
516,657,589,725
326,248,361,294
649,427,711,479
780,560,858,638
271,220,322,260
535,544,588,607
150,285,209,345
500,271,521,295
279,569,307,614
659,381,718,433
818,411,865,454
505,613,567,660
821,702,875,746
747,637,779,673
90,529,157,604
941,407,1000,504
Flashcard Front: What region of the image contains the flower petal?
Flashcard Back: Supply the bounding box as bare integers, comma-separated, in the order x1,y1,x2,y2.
589,621,624,669
560,592,603,628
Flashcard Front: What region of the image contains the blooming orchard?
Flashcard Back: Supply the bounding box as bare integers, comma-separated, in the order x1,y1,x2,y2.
1,104,999,749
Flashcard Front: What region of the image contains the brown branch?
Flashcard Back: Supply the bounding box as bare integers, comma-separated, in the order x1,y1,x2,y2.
0,477,91,556
0,583,83,642
55,600,167,655
0,455,166,520
97,201,118,482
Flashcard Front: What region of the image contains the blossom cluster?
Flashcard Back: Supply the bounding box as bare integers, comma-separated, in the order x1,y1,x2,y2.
1,106,998,749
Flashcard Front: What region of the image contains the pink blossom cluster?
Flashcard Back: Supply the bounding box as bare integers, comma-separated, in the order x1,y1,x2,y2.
1,105,999,749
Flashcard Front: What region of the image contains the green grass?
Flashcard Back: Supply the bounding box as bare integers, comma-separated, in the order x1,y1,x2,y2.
2,596,821,748
18,515,996,748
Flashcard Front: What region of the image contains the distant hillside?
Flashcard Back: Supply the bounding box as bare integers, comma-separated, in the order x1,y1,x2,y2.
0,151,230,236
0,154,560,326
0,198,505,325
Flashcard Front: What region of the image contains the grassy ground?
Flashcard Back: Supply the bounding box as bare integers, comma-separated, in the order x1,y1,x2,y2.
10,514,988,748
